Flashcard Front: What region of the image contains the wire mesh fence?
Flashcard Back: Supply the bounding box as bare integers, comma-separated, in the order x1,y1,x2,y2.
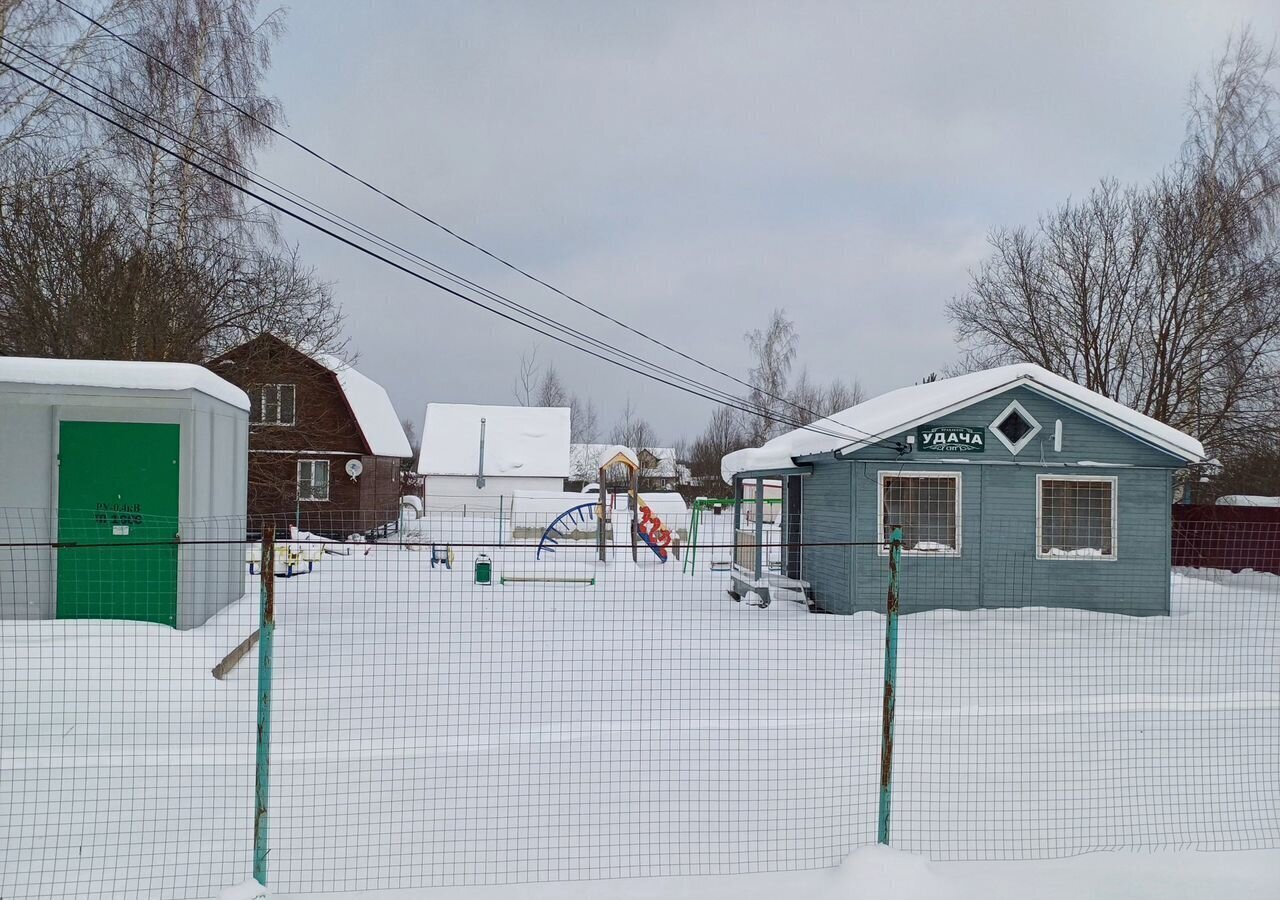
2,500,1279,899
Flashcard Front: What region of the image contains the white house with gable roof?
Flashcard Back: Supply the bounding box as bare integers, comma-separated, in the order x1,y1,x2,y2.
417,403,570,512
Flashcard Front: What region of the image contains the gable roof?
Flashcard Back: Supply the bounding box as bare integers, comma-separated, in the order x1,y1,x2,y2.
721,363,1205,482
0,356,249,410
570,443,680,480
306,352,412,459
418,403,570,478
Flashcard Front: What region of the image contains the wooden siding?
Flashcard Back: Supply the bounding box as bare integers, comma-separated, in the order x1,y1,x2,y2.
800,459,853,612
800,385,1178,616
214,335,403,534
850,385,1186,467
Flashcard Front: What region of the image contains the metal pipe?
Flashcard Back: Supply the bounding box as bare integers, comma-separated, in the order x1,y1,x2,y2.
753,477,764,581
476,417,487,489
878,526,902,845
253,525,276,885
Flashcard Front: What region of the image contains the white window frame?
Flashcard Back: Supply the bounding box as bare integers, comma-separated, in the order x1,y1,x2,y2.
877,470,963,557
1035,474,1118,561
254,383,296,426
297,459,330,502
989,399,1041,455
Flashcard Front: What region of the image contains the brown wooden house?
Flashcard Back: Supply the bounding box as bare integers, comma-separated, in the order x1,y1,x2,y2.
213,334,412,536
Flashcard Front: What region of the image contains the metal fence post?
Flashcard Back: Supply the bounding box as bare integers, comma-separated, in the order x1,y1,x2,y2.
878,526,902,845
254,525,276,885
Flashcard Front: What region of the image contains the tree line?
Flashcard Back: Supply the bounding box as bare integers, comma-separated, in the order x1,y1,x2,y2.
513,308,863,493
0,0,340,362
950,32,1280,495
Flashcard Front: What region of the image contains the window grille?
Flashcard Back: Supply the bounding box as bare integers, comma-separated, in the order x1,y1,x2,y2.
880,473,960,554
1037,476,1116,559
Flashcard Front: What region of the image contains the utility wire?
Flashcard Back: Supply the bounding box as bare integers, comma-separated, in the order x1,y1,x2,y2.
3,55,893,449
2,38,858,443
51,0,891,445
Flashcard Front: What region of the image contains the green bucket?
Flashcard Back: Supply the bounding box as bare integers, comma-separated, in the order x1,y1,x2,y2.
474,553,492,586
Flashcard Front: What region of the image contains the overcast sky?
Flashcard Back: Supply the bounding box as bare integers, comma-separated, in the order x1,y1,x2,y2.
257,0,1280,446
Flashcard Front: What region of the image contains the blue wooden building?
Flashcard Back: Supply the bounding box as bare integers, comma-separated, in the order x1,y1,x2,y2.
721,364,1204,616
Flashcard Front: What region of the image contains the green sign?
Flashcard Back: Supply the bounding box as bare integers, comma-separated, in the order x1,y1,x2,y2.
917,425,985,453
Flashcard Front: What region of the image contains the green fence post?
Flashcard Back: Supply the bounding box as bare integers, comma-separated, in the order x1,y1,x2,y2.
878,526,902,845
254,525,276,885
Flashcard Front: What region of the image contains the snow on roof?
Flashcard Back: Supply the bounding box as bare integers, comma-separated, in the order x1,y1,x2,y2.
0,355,249,410
595,444,640,471
571,443,680,479
418,404,570,477
721,363,1205,482
1216,495,1280,508
309,353,412,458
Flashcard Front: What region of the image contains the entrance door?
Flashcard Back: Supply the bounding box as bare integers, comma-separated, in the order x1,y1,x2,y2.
56,421,180,627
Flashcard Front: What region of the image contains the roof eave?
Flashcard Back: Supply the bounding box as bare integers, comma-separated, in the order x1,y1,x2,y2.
830,375,1203,465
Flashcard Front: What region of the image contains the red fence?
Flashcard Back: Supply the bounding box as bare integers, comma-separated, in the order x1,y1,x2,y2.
1172,504,1280,575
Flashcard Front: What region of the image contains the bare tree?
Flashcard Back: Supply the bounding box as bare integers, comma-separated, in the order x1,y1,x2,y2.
569,394,599,442
823,378,864,414
100,0,283,253
785,366,865,426
399,414,419,476
0,2,343,362
744,308,797,444
513,347,538,405
688,405,746,489
0,153,341,360
0,0,151,159
610,396,656,449
949,31,1280,453
536,362,569,407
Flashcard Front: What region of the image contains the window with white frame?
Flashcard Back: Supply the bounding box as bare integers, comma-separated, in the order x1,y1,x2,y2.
990,399,1041,455
297,459,330,502
252,384,296,425
879,472,961,555
1037,476,1116,560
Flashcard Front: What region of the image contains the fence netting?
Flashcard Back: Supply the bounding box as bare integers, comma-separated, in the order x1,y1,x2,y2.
1,501,1278,899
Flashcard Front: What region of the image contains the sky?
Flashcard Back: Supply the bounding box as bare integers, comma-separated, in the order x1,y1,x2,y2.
256,0,1280,446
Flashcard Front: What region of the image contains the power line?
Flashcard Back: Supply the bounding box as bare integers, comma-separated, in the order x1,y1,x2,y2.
2,54,890,450
2,38,848,442
50,0,888,444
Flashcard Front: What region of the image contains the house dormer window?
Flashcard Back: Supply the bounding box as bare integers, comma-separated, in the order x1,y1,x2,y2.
252,384,296,425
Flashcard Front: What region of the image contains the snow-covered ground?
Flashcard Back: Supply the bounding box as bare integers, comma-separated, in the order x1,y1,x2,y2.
2,534,1278,900
219,845,1280,900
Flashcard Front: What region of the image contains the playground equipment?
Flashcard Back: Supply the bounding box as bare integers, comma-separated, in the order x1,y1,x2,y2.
683,496,782,574
533,447,681,564
535,502,599,560
500,575,596,586
595,447,677,563
431,545,455,569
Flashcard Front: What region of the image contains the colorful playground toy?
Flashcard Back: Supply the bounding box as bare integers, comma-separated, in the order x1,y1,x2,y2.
536,446,680,564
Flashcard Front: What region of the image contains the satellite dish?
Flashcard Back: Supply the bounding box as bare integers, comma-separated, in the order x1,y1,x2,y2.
345,459,364,480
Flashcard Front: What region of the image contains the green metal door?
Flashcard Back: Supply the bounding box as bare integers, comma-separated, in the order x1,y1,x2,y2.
57,421,181,627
